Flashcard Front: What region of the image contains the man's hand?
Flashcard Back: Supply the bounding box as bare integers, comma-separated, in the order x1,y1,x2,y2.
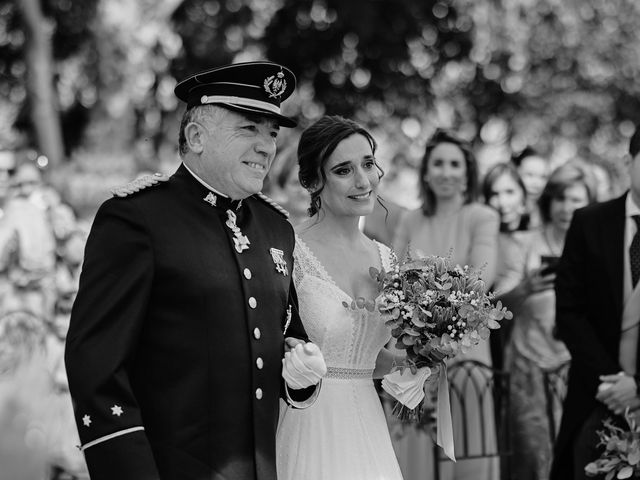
596,373,640,415
282,342,327,389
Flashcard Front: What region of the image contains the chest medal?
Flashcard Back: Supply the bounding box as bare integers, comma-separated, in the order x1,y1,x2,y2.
225,210,250,253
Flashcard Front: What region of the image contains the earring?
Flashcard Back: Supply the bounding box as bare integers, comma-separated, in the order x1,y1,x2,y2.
307,194,322,216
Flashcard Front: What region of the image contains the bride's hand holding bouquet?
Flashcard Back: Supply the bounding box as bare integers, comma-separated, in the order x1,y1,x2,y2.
370,251,512,459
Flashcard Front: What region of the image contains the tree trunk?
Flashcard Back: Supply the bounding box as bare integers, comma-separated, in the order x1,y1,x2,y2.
17,0,65,168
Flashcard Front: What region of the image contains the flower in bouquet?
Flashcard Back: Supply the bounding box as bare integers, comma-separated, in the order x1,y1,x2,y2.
370,251,512,419
585,409,640,479
372,252,511,372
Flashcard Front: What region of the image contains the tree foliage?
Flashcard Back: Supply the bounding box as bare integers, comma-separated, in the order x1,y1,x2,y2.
0,0,98,154
263,0,472,122
1,0,640,178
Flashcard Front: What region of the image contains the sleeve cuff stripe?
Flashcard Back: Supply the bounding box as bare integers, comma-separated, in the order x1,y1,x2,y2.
284,379,322,409
80,426,145,451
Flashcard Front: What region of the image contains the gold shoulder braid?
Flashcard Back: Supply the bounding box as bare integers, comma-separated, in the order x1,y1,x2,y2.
255,192,289,218
111,173,170,198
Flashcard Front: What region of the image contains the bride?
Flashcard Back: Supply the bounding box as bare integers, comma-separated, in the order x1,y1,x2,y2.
276,115,404,480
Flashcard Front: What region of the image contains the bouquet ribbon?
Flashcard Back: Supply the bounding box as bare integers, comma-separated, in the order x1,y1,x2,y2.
436,362,455,461
382,364,455,461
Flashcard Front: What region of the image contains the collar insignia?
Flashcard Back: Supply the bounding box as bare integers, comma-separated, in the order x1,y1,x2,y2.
204,192,217,206
270,247,288,276
264,70,287,99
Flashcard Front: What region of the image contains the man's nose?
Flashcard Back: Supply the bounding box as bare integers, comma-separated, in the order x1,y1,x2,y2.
255,133,276,157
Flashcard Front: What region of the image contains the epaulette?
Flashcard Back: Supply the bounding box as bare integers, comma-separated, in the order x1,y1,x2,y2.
111,173,170,198
255,192,289,218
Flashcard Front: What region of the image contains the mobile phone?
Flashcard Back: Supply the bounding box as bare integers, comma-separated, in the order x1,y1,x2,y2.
540,255,560,276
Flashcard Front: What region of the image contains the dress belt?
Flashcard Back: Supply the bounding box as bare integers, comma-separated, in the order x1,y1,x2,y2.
325,367,374,379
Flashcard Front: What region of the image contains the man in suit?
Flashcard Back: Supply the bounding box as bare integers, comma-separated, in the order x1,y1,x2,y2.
551,126,640,479
65,61,326,480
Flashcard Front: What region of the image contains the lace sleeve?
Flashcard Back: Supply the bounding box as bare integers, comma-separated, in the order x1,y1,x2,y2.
293,242,305,287
377,242,395,272
293,235,324,288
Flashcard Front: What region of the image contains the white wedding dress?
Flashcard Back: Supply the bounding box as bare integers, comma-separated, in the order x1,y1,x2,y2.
276,237,404,480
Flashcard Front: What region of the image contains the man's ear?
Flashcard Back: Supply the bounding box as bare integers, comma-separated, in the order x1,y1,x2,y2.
185,122,204,154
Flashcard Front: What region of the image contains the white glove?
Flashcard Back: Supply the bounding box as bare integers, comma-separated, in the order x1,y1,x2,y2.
381,366,432,410
282,343,327,389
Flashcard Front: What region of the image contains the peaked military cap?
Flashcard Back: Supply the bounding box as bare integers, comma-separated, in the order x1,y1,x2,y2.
174,61,298,128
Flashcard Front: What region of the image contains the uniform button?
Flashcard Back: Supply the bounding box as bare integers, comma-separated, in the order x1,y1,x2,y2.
253,328,261,340
256,357,264,369
243,268,252,280
255,388,263,400
248,297,257,309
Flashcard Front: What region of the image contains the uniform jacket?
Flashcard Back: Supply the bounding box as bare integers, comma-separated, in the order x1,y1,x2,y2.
65,164,310,480
551,194,627,479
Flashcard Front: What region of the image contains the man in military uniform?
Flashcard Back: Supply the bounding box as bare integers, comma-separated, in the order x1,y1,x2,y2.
65,61,325,480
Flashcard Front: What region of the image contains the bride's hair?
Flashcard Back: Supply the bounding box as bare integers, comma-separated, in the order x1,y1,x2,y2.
297,115,382,216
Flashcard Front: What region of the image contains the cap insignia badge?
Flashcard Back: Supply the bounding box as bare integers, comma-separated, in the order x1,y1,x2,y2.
264,71,287,99
204,192,217,206
269,247,288,276
226,209,250,253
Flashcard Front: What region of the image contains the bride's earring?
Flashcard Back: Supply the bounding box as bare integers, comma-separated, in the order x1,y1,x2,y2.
307,192,322,216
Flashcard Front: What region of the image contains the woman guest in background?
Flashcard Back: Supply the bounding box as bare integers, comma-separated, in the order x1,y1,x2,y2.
276,115,404,480
482,162,531,370
498,163,596,480
392,129,500,480
511,147,551,229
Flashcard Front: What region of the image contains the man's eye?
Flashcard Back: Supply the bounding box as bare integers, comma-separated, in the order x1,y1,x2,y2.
242,125,257,132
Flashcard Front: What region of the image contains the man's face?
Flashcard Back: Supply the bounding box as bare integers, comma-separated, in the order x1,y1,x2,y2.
194,109,280,199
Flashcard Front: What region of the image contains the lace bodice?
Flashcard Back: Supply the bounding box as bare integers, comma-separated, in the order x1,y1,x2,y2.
293,236,393,370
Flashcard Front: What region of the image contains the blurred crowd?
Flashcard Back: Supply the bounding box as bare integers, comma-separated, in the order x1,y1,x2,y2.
0,150,89,480
0,126,623,480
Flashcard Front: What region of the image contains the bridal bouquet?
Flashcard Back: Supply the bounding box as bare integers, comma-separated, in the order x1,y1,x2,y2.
371,252,511,459
585,410,640,479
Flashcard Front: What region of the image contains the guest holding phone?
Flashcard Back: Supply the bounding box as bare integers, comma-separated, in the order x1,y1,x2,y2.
497,162,596,480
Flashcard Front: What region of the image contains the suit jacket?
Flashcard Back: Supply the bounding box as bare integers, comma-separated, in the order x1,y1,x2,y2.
550,194,626,479
65,164,311,480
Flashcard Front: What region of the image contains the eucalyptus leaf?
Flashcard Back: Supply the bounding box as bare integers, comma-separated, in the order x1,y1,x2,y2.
617,466,633,479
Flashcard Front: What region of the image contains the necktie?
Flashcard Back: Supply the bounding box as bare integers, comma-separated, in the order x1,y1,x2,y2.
631,215,640,288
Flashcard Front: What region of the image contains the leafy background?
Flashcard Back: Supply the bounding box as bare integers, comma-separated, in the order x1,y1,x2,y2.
2,0,639,217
